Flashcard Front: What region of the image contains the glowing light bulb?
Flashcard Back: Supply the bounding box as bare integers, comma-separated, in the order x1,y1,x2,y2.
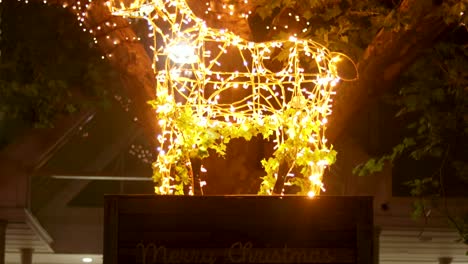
167,42,197,64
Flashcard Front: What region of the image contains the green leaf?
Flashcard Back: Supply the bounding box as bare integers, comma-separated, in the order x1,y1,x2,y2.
411,200,424,219
353,158,385,176
340,35,349,43
65,104,77,113
273,44,293,62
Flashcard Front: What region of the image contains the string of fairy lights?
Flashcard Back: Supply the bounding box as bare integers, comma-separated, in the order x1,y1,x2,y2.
21,0,315,61
109,0,355,196
18,0,331,65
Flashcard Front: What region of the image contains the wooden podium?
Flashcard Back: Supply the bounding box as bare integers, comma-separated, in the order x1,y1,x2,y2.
104,196,373,264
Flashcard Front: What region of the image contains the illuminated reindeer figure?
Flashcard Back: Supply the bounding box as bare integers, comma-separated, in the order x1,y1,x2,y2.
110,0,354,196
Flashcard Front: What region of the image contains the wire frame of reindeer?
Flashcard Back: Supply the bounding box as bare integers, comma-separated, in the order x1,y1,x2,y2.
110,0,357,196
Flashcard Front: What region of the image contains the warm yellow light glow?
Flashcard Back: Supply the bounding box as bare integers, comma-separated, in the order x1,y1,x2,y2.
110,0,356,195
167,42,198,64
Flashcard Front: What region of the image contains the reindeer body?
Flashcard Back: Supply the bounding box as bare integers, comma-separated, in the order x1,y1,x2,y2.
111,0,346,195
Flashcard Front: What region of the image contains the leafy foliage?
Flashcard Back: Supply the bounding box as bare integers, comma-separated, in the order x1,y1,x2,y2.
254,0,392,58
355,39,468,178
353,137,416,176
354,31,468,245
151,91,336,195
0,2,116,132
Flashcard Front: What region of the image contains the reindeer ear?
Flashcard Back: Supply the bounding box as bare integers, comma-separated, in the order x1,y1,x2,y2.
329,52,358,82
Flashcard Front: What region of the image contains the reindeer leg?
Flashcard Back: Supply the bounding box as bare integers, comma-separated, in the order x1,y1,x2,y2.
190,157,203,195
272,161,289,195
